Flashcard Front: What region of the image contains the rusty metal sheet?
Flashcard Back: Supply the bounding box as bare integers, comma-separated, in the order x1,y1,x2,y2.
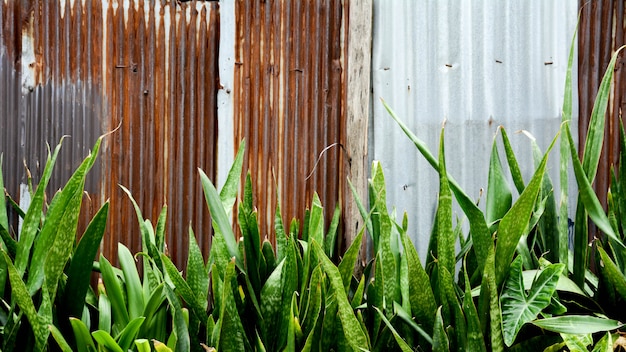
232,0,348,248
577,0,625,239
1,0,220,269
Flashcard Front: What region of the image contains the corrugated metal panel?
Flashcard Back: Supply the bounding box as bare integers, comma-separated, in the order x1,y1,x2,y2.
371,1,579,257
0,0,220,269
232,0,348,245
578,0,625,221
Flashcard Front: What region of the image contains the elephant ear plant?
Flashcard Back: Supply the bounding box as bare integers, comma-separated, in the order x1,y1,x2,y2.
0,135,109,351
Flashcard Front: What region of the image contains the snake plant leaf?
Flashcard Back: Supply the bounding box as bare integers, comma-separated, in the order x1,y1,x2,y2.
3,251,48,351
219,139,245,216
581,46,626,182
481,246,504,352
437,127,455,278
313,240,370,351
597,246,626,301
371,161,398,308
260,258,286,350
338,226,364,294
348,178,375,243
558,23,577,267
463,261,487,352
160,253,206,324
275,199,288,264
495,133,555,286
532,315,623,335
15,139,64,275
383,100,491,276
186,226,208,311
398,220,436,334
217,259,248,352
199,168,243,269
501,257,565,346
62,201,109,319
325,203,341,259
500,128,525,194
375,307,413,352
566,127,622,245
487,132,513,228
433,307,450,352
308,192,325,249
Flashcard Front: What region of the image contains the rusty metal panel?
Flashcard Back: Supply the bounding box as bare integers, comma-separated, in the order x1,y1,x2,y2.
1,0,220,269
578,0,626,214
232,0,348,247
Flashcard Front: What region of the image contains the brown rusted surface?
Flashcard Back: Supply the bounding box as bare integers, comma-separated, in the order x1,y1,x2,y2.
233,0,348,247
578,0,625,237
1,1,220,269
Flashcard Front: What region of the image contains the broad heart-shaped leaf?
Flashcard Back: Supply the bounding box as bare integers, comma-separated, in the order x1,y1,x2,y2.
501,256,565,346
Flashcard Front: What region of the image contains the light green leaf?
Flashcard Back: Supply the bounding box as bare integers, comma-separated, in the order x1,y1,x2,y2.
92,330,124,352
199,169,243,269
561,333,592,352
219,139,245,215
532,316,623,335
118,244,144,319
70,317,97,352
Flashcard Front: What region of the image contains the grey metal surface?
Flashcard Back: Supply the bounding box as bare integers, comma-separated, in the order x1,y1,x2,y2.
371,0,579,257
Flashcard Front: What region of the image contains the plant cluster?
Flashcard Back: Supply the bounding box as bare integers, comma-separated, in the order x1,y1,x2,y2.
0,36,626,352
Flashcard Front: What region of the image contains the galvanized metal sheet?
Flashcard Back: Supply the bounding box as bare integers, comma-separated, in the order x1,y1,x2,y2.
371,0,579,257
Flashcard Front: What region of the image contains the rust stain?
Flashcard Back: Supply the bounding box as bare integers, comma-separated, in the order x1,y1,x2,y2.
577,0,625,241
233,0,348,246
1,0,220,269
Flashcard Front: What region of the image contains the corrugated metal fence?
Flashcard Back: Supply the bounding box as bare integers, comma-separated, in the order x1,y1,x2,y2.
1,0,350,267
1,0,221,267
578,0,626,229
1,0,623,266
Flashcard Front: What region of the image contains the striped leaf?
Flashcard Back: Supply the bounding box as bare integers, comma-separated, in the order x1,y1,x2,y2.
3,251,48,351
313,240,370,351
186,226,208,311
437,127,455,278
62,201,109,319
15,139,64,275
495,134,556,286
